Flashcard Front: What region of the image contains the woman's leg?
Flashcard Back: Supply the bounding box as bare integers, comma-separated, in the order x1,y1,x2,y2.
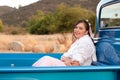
32,56,66,67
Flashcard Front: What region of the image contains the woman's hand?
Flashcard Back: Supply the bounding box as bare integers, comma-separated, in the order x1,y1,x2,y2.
61,57,72,66
71,61,80,66
61,57,80,66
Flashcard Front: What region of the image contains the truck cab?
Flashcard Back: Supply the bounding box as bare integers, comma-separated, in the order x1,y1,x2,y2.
94,0,120,65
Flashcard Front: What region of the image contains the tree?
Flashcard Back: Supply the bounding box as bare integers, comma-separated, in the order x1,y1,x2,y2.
54,3,96,32
28,10,57,34
27,3,96,34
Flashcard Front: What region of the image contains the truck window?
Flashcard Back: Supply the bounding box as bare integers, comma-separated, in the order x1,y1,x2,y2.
100,2,120,28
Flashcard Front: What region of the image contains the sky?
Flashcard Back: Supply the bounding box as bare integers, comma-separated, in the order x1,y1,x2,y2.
0,0,40,8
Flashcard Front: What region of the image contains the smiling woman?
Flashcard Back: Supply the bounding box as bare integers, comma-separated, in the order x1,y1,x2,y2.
0,0,39,8
32,20,97,67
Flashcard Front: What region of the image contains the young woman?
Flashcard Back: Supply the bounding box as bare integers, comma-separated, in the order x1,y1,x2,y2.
32,20,97,67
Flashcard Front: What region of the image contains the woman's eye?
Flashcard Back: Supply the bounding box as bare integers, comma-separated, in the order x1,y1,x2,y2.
79,27,83,30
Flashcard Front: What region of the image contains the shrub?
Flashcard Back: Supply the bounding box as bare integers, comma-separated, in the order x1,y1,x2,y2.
0,20,3,31
27,3,96,34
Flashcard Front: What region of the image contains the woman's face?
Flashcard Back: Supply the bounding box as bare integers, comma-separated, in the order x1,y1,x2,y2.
74,23,88,39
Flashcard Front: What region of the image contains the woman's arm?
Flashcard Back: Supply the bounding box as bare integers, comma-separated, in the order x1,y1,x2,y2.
61,57,80,66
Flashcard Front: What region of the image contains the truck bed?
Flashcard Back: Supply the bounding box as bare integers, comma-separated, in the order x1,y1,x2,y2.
0,53,120,80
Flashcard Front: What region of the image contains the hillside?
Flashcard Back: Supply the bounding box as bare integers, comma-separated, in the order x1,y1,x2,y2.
0,0,100,27
0,6,15,16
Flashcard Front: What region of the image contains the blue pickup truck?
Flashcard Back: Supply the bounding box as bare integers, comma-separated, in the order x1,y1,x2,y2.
0,0,120,80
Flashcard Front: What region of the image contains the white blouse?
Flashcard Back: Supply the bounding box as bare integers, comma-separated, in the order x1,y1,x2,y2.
61,35,97,66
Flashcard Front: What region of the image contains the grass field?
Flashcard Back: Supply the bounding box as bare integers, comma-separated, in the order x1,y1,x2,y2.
0,33,72,53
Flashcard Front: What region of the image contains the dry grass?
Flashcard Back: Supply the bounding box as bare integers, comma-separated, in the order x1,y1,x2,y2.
0,33,72,53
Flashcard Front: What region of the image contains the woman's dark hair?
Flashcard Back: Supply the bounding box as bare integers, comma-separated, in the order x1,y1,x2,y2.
72,20,93,42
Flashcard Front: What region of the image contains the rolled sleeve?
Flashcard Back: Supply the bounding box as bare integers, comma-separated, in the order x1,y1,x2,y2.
71,52,85,65
71,44,94,65
61,35,96,66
